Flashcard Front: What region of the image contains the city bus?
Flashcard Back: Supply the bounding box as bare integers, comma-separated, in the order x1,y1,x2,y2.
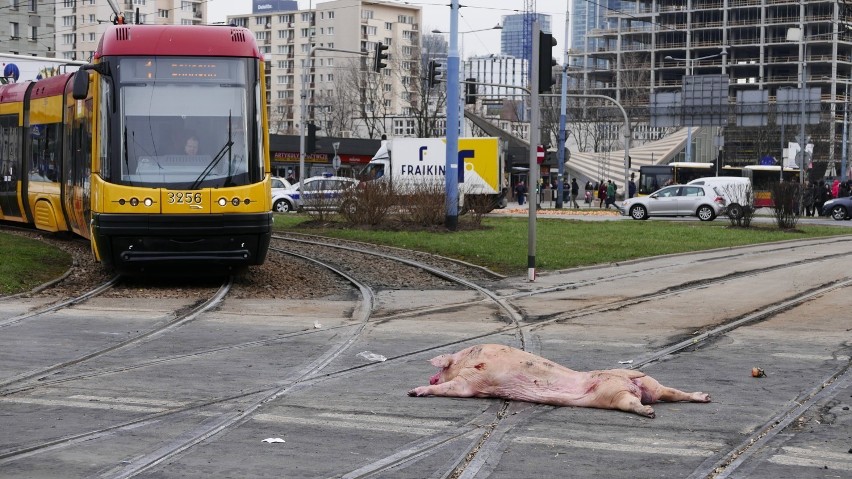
637,162,716,195
741,165,801,208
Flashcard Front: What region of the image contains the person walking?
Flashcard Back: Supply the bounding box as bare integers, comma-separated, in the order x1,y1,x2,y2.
584,180,594,206
628,173,637,199
570,178,580,208
515,181,527,206
606,180,617,209
803,181,815,217
597,180,607,208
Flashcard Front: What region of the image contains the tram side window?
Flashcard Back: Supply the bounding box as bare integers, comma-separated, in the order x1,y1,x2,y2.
29,123,61,182
0,115,20,188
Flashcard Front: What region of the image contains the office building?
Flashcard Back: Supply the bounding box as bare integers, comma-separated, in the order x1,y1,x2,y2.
2,0,56,57
576,0,852,171
228,0,422,138
500,13,551,59
55,0,206,61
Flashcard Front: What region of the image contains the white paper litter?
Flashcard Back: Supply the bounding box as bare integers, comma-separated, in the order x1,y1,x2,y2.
357,351,387,362
262,438,286,443
618,360,634,364
314,321,322,329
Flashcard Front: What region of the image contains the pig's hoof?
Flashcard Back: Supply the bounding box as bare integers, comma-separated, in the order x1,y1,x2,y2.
692,392,711,402
407,389,417,397
636,405,655,418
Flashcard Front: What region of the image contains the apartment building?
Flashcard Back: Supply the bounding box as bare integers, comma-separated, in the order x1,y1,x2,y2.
575,0,852,171
2,0,56,57
227,0,422,138
55,0,206,61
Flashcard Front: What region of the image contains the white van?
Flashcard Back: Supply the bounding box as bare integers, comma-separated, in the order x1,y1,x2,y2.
687,176,753,219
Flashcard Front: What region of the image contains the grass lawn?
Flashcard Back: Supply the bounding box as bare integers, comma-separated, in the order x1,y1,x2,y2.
272,214,850,275
0,232,72,295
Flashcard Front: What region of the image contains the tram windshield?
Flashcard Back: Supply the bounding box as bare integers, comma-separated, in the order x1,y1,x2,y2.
109,57,261,188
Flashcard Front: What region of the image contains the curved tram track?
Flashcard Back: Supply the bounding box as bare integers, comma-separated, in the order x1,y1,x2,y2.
0,234,850,478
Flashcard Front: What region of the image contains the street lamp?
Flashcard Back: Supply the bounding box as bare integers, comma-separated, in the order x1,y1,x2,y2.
431,24,502,136
665,48,728,163
431,24,503,61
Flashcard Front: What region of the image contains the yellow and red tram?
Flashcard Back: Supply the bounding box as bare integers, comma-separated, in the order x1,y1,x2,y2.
0,24,272,274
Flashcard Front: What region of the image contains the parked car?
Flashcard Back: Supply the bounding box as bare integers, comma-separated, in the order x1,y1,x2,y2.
687,176,753,219
271,176,292,194
821,195,852,220
619,184,727,221
271,175,358,213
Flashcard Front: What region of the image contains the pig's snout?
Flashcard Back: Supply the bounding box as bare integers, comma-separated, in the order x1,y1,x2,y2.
429,371,442,385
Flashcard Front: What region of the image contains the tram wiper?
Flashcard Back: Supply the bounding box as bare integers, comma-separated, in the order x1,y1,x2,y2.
189,140,233,190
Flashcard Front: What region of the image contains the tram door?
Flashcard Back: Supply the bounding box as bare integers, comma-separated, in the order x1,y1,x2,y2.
62,93,93,238
0,115,24,220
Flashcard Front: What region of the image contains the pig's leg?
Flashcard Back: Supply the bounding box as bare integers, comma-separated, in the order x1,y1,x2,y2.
611,390,656,418
635,376,711,403
408,378,474,398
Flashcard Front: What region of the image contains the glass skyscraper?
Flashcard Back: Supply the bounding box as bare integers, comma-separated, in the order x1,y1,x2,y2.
500,13,552,59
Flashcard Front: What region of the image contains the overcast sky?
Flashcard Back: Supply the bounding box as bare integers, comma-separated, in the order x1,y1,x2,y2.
206,0,569,59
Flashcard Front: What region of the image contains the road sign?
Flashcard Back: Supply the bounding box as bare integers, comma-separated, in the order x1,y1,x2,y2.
332,155,341,170
537,145,545,164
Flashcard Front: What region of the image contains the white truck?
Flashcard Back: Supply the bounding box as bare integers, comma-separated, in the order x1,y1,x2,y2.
363,137,508,211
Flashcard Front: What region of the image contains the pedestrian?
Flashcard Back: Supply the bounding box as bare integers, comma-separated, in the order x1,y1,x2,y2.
831,178,840,199
597,180,607,208
562,179,570,203
570,178,580,208
840,180,850,198
515,181,527,206
628,174,637,199
815,179,828,215
606,180,617,209
584,180,594,206
803,181,815,217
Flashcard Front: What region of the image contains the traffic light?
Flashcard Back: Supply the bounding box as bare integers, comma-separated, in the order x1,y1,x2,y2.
538,31,558,94
306,122,319,154
373,42,389,72
427,60,443,87
465,78,477,105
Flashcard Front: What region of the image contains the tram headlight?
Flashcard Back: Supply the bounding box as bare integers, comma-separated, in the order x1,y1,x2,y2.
231,197,240,206
129,197,139,207
143,198,153,207
218,197,227,207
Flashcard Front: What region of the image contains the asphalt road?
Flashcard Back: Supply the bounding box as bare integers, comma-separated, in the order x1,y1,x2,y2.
0,234,850,478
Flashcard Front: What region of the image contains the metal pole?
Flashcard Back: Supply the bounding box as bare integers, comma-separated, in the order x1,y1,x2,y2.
445,0,460,230
528,21,541,282
799,0,806,186
556,8,569,209
842,83,849,181
299,61,308,193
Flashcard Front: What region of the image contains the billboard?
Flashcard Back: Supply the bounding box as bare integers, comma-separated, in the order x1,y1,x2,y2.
253,0,298,14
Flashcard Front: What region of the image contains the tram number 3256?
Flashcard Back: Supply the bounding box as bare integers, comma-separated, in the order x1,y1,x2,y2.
168,192,203,204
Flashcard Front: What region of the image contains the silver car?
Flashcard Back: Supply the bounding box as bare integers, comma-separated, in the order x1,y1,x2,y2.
619,184,726,221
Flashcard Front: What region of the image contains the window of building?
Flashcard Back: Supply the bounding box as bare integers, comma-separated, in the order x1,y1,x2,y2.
62,16,74,27
10,22,20,39
256,31,268,40
89,14,95,23
328,11,334,19
28,0,36,12
134,0,146,5
278,14,293,23
29,26,36,41
63,0,73,8
384,84,392,92
366,26,377,36
89,32,96,41
327,42,334,49
158,9,169,18
62,33,74,45
300,12,314,22
230,17,247,27
256,16,270,25
383,99,391,108
385,22,393,31
362,10,374,20
327,73,333,81
327,27,334,35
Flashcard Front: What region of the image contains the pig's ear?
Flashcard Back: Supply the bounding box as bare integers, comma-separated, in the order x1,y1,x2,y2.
429,354,452,368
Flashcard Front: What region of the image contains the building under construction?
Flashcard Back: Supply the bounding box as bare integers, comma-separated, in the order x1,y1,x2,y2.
572,0,852,178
